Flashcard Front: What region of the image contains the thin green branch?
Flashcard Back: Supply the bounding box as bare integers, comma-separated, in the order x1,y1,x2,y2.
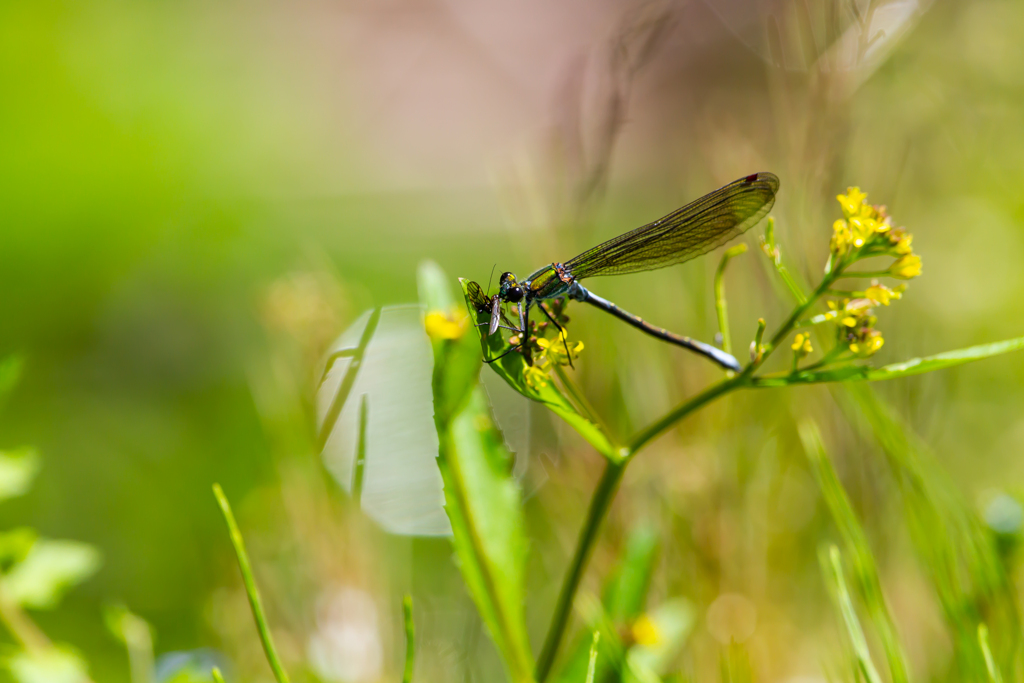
836,270,891,279
212,484,291,683
403,595,416,683
211,668,227,683
535,460,626,682
585,632,601,683
978,624,1004,683
761,218,808,305
627,374,745,456
352,394,369,503
714,244,748,356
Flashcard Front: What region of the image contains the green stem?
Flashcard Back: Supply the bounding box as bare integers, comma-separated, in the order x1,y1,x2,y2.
714,244,747,356
211,668,227,683
403,595,415,683
764,272,840,356
533,254,843,682
837,270,891,279
627,375,746,455
213,484,292,683
535,459,626,682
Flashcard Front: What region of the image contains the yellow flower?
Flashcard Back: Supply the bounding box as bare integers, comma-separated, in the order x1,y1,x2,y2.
889,254,922,279
791,333,813,357
537,335,584,366
849,329,885,357
891,230,913,255
631,614,661,647
424,308,467,341
830,219,852,257
865,283,901,306
837,187,868,218
523,362,551,390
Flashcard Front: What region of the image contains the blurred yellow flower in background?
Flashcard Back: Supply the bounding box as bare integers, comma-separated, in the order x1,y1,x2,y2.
424,308,468,341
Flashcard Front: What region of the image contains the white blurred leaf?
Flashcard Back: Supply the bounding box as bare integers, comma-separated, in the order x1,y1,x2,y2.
318,306,450,536
2,539,102,609
0,448,40,502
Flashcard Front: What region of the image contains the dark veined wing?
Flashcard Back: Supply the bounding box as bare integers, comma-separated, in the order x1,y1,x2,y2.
465,280,515,334
565,172,779,279
465,280,493,312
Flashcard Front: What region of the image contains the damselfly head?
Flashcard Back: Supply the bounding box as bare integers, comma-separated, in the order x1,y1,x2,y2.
498,272,524,303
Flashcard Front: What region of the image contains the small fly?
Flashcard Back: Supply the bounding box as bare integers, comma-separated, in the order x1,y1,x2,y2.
473,172,780,372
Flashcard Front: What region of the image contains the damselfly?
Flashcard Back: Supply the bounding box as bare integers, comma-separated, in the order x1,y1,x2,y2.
475,172,779,372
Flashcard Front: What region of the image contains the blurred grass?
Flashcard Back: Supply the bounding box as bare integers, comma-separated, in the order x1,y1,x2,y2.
0,0,1022,681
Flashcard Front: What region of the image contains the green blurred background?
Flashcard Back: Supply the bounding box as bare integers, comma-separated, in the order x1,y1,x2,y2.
2,0,1024,680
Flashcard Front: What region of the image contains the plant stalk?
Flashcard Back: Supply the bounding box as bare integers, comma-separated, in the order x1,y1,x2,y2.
213,483,292,683
535,459,626,682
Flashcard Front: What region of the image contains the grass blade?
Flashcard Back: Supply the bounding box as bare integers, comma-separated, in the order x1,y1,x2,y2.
824,546,883,683
978,624,1004,683
212,484,291,683
800,421,909,683
585,632,600,683
403,595,415,683
836,384,1018,677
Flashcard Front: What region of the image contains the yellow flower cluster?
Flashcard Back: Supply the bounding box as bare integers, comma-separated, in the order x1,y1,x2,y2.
864,282,902,306
830,188,921,280
828,298,884,357
791,333,813,358
523,330,584,389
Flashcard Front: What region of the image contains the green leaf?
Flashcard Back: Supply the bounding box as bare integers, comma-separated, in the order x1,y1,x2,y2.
2,539,101,609
823,546,883,683
458,278,620,462
978,624,1004,683
799,421,909,683
603,524,660,622
436,388,534,682
6,646,90,683
427,268,534,683
752,335,1024,387
585,632,600,683
836,384,1014,676
0,448,41,502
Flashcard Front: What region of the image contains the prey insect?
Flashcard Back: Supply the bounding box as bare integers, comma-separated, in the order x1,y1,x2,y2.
476,172,780,372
